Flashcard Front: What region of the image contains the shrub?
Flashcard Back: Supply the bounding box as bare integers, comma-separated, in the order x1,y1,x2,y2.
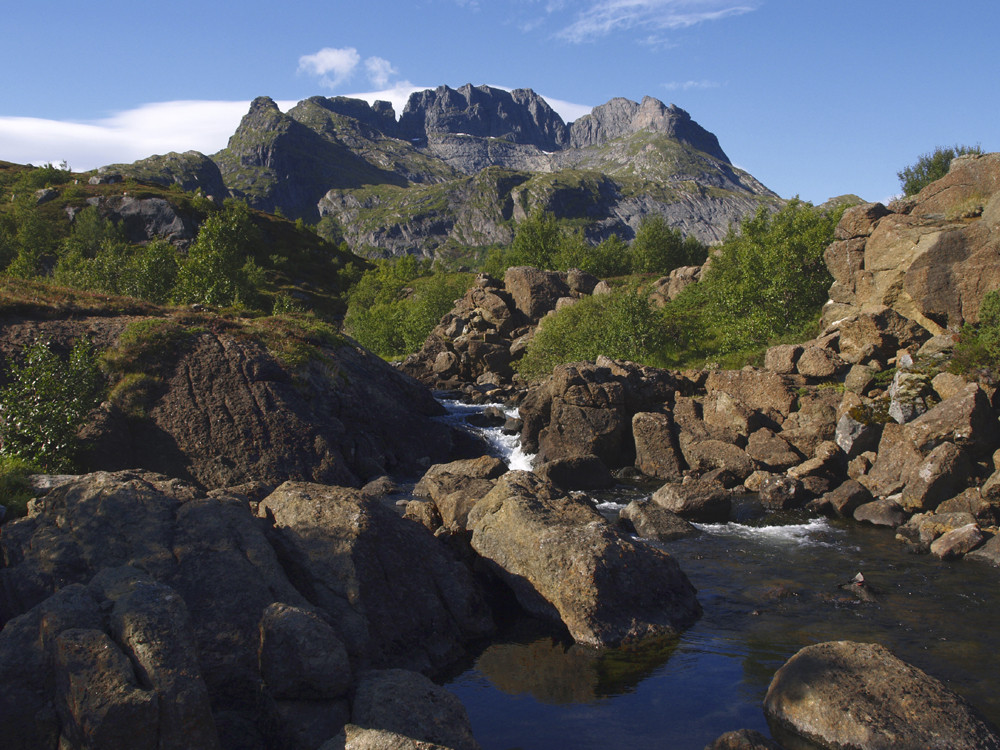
172,200,264,308
700,200,841,352
0,338,103,471
0,455,38,521
897,145,983,197
631,215,707,274
516,286,668,379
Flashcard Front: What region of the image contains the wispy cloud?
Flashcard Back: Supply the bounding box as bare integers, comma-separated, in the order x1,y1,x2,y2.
365,57,399,89
555,1,757,43
297,47,361,88
662,79,722,91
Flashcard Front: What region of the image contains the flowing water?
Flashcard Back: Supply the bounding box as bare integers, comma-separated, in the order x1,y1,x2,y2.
436,400,1000,749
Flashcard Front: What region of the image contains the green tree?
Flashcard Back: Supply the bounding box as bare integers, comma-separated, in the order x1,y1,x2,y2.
508,210,562,269
701,200,841,352
0,338,103,471
898,144,983,197
630,215,707,274
172,200,264,307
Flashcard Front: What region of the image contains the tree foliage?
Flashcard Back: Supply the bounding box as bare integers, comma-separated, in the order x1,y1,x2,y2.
0,338,103,471
699,200,842,352
897,144,983,197
172,199,264,307
344,257,471,358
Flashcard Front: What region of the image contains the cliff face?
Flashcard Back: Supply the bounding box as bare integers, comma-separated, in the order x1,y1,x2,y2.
109,85,780,256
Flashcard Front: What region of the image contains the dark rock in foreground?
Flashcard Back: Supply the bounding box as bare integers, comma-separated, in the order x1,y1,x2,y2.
764,640,1000,750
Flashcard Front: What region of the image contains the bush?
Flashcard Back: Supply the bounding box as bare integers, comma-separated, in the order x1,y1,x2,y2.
344,259,471,358
0,455,38,521
631,215,707,274
0,338,103,471
516,286,668,378
172,200,264,308
898,145,983,197
699,200,841,352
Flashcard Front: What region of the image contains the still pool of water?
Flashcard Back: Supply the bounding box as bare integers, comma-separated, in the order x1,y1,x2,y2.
446,501,1000,749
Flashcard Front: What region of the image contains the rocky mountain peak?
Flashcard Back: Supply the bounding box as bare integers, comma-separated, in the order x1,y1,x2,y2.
399,84,569,151
568,96,729,163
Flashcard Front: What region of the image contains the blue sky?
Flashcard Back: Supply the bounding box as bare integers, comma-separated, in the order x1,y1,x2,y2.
1,1,995,205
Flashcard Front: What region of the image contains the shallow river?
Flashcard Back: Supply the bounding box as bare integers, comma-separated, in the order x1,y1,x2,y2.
435,401,1000,749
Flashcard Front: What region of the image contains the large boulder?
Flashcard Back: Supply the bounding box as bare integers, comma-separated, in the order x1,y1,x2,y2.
413,456,507,530
764,640,1000,750
503,266,570,322
632,411,685,480
259,482,494,673
467,471,701,647
651,478,731,522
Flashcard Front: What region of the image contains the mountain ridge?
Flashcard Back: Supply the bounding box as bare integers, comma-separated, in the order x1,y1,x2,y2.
105,84,781,257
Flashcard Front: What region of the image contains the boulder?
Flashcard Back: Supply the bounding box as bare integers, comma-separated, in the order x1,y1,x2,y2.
535,454,615,490
896,511,979,553
349,669,480,750
329,725,454,750
619,500,699,542
763,344,802,375
898,441,971,512
854,499,909,528
652,478,731,522
795,346,845,379
703,729,783,750
467,471,701,647
260,482,494,672
764,641,1000,750
836,306,931,365
758,475,806,510
745,428,801,471
413,456,506,530
809,479,873,518
682,440,755,480
930,523,985,560
967,535,1000,566
834,411,883,457
632,411,685,480
834,201,890,240
503,266,569,322
704,369,798,420
259,603,352,700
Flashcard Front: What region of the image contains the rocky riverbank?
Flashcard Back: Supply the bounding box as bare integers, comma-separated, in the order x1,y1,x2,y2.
3,154,1000,748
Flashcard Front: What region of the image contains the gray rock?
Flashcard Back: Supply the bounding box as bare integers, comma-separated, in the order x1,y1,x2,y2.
259,603,352,700
758,475,806,510
535,454,615,490
834,412,883,457
809,479,873,518
632,411,685,480
764,641,1000,750
967,534,1000,566
854,498,909,527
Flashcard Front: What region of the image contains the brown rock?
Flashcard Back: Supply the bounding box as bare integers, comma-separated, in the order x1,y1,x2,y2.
834,201,890,240
259,603,352,701
795,346,845,378
854,499,909,527
705,369,798,419
811,479,873,518
763,344,802,374
261,482,494,672
632,411,685,480
682,440,755,480
745,428,802,471
931,523,985,560
652,478,731,522
619,500,699,542
899,441,971,512
764,641,1000,750
350,669,480,750
535,454,615,490
758,475,806,510
836,306,930,365
704,728,783,750
468,472,701,647
503,266,570,322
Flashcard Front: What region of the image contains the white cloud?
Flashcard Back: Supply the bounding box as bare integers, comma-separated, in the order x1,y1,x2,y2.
0,100,296,172
538,95,593,123
297,47,361,88
556,0,757,43
364,57,399,89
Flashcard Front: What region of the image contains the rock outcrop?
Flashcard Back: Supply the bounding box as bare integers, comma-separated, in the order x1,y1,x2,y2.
0,471,493,748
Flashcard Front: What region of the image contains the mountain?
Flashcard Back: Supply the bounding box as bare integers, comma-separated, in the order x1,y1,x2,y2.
107,84,780,258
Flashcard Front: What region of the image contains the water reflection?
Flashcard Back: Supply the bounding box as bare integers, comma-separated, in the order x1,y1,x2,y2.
475,619,680,705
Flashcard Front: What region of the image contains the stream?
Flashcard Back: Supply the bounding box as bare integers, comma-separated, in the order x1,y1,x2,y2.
435,399,1000,749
